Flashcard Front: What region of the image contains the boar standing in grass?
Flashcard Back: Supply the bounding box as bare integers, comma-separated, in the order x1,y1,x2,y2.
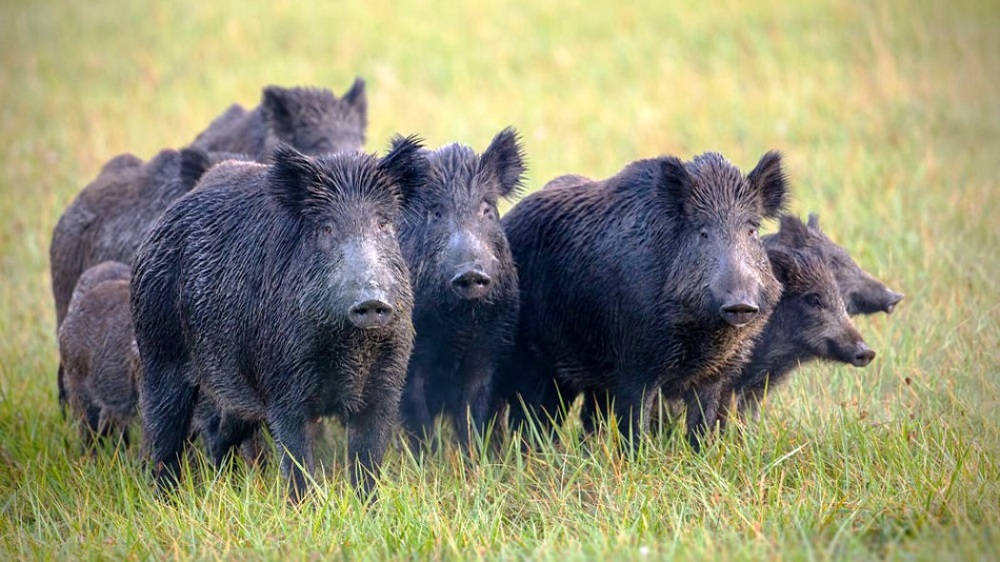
60,261,139,449
495,151,788,448
189,78,367,161
396,128,525,452
131,140,425,501
718,243,876,423
765,214,903,316
50,147,249,411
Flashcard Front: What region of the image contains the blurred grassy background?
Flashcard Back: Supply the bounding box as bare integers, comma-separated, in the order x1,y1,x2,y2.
1,0,998,559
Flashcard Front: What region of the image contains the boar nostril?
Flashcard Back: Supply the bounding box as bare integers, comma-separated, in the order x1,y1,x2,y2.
451,270,492,300
852,344,876,367
719,303,759,327
348,299,395,329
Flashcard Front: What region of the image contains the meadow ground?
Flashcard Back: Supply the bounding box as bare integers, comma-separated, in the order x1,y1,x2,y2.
1,0,998,559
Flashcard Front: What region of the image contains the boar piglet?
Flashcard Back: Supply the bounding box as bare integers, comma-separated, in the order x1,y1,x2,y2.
131,139,425,501
719,243,876,423
60,261,139,449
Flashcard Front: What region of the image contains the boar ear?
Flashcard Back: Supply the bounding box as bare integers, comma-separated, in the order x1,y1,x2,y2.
776,214,811,248
807,212,821,230
767,246,801,287
267,143,326,214
747,151,788,219
381,135,428,203
179,147,213,192
479,127,527,200
342,77,367,117
657,156,694,215
262,86,299,139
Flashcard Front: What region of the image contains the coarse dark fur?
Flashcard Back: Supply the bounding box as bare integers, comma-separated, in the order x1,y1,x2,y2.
719,243,876,423
395,127,526,451
60,261,139,449
765,214,903,316
131,139,425,501
542,174,592,191
50,147,251,410
189,78,367,161
495,151,788,448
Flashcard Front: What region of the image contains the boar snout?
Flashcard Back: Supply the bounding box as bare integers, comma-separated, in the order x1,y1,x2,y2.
885,291,904,314
450,269,492,300
348,297,396,329
852,342,876,367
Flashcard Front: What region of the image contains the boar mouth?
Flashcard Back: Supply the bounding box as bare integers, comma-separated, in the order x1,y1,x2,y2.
719,303,759,327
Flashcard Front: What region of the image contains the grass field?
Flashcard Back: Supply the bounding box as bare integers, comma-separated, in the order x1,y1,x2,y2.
1,0,998,559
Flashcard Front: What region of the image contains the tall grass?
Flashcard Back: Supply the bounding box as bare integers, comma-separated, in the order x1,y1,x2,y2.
1,0,997,559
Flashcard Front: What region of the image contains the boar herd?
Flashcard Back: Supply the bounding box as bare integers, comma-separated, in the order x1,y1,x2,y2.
49,78,903,501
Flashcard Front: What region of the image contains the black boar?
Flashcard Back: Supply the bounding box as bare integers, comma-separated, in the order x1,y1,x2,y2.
131,139,425,501
396,128,525,451
50,147,250,410
719,243,876,423
765,214,903,315
59,261,139,448
496,151,788,447
189,78,367,161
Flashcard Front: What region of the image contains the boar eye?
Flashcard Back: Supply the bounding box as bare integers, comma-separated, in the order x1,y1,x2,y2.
481,201,495,218
699,229,709,240
429,206,443,221
749,222,760,239
804,293,824,309
376,218,391,231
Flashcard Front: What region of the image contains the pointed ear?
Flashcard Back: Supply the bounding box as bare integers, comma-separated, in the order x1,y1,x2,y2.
766,246,801,286
179,147,213,192
267,143,325,214
342,77,367,118
261,86,299,138
807,212,821,230
381,135,428,204
776,214,811,248
658,156,694,216
479,127,527,200
747,151,788,219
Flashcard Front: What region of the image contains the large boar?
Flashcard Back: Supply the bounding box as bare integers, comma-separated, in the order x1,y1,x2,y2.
495,151,788,448
50,147,249,410
765,214,903,315
60,261,139,449
131,139,425,501
396,128,525,451
189,78,367,161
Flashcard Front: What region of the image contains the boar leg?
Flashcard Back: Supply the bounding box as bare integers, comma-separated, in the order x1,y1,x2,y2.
684,381,723,452
401,369,435,453
454,355,496,452
267,408,312,503
142,361,198,491
347,391,400,499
